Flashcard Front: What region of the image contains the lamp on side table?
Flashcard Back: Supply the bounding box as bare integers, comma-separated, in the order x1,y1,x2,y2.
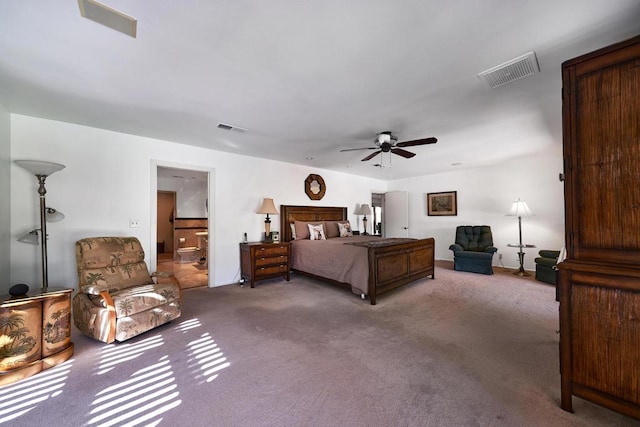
506,198,534,276
356,204,372,235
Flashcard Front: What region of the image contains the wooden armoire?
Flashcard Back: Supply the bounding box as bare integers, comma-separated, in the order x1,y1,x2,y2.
558,35,640,420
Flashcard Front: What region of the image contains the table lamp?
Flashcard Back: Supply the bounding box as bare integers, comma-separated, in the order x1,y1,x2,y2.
257,198,278,242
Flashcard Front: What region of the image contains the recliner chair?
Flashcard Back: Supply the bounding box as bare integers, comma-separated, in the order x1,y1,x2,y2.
72,236,181,343
534,250,560,285
449,225,497,275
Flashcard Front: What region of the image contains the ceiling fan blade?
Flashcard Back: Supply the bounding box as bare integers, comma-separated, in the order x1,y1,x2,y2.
391,148,416,158
361,150,382,161
340,147,379,152
396,137,437,147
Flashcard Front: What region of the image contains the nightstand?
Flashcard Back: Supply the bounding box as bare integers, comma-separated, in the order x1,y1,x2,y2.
240,242,291,288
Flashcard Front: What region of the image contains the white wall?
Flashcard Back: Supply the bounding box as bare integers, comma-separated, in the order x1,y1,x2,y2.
8,114,386,293
0,104,10,284
158,173,208,218
388,149,565,272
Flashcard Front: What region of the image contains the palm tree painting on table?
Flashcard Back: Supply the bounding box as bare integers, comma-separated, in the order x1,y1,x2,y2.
0,314,37,361
44,308,70,344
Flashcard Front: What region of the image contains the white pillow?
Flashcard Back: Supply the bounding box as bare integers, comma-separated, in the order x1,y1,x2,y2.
338,221,353,237
307,223,326,240
290,223,297,240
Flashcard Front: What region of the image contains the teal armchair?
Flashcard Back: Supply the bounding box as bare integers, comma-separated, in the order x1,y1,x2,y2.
534,250,560,285
449,225,497,275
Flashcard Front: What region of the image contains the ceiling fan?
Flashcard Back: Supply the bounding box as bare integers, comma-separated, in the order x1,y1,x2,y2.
340,131,437,161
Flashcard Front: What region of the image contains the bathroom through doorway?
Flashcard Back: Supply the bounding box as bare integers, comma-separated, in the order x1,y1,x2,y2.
153,163,212,289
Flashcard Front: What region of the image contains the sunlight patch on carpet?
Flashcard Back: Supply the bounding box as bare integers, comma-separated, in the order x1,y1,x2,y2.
95,335,164,375
187,332,230,383
175,317,201,332
0,359,72,423
88,355,181,427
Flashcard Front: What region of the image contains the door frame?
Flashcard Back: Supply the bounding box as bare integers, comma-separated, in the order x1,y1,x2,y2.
151,160,216,287
157,190,176,254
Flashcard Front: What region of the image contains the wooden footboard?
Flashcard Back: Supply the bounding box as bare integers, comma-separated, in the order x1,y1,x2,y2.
367,237,435,305
280,205,435,305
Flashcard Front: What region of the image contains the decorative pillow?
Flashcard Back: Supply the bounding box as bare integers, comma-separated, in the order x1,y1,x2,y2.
294,220,322,240
290,223,297,240
307,223,326,240
338,221,353,237
323,221,341,238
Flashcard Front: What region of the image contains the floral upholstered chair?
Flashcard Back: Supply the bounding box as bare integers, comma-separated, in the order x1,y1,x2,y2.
72,237,181,343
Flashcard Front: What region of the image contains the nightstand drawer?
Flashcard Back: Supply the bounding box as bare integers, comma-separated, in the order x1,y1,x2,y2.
256,255,288,267
257,245,288,256
255,264,288,278
240,241,291,288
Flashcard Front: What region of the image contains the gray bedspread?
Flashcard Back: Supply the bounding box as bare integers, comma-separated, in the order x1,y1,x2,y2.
291,236,386,295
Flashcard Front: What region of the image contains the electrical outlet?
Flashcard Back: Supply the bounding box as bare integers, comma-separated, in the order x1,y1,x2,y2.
498,253,503,260
129,219,140,228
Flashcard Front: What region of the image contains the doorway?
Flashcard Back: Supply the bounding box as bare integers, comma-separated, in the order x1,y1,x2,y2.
383,191,409,238
157,191,176,254
372,193,384,236
151,161,214,289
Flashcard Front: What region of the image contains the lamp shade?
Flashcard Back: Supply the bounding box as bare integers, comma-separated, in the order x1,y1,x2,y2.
356,204,372,215
506,198,533,217
257,198,278,215
15,160,65,176
46,207,65,222
18,229,40,245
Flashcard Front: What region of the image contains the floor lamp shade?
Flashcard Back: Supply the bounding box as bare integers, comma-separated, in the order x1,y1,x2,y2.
506,198,533,218
15,160,66,290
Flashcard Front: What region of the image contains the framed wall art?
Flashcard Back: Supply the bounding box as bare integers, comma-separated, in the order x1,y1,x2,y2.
427,191,457,216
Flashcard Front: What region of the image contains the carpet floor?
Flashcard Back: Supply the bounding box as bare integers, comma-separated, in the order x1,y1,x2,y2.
2,265,639,426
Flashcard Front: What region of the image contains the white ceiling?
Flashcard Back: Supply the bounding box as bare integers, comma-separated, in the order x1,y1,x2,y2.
2,1,639,180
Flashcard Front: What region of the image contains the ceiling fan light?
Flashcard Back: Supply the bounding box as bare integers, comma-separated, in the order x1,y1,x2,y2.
377,133,391,144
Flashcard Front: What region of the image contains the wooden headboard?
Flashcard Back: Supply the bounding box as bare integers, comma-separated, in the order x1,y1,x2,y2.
280,205,347,242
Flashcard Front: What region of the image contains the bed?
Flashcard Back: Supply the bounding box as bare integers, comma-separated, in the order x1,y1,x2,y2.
280,205,435,304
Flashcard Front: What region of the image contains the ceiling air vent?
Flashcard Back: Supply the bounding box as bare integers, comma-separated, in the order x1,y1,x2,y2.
78,0,137,38
217,123,247,133
477,51,540,89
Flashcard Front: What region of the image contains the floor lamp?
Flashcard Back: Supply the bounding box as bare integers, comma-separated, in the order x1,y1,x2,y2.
15,160,66,291
506,198,534,276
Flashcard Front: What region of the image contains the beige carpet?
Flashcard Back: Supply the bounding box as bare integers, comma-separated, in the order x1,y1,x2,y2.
2,265,638,426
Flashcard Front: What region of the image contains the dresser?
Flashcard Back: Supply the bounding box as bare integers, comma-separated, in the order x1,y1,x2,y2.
558,35,640,420
240,242,291,288
0,287,74,386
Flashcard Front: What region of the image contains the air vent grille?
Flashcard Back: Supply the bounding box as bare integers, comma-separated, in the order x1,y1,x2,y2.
477,51,539,89
78,0,137,38
217,123,247,133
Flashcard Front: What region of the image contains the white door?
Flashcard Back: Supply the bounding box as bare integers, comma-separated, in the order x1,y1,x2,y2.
384,191,409,237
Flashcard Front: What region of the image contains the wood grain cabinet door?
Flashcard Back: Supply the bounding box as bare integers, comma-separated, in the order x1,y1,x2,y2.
562,41,640,265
